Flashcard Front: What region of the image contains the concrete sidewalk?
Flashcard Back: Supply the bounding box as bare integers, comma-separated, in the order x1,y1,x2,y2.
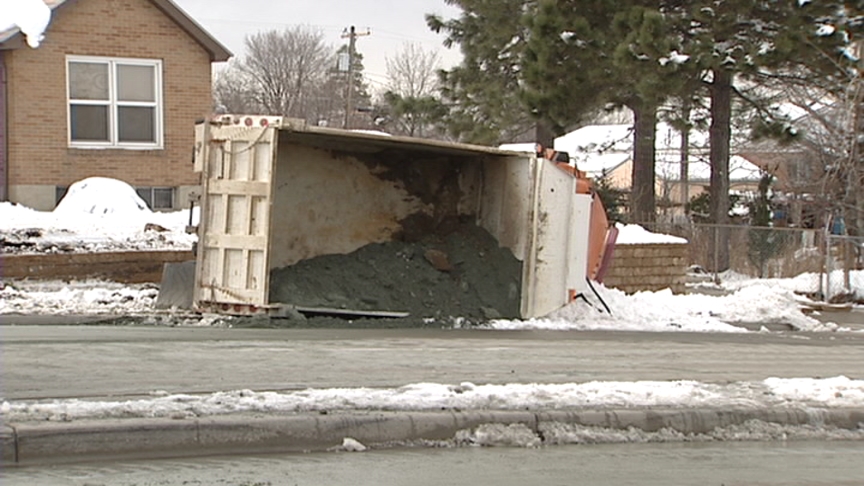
4,407,864,466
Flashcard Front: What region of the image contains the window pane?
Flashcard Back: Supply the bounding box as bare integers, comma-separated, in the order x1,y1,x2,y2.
70,104,109,141
55,186,69,204
69,62,109,100
117,64,155,102
118,106,155,143
152,188,174,209
135,188,153,207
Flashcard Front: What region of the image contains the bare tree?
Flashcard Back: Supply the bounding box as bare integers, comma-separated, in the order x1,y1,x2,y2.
220,27,335,120
385,42,441,99
380,43,447,138
744,53,864,236
213,60,261,114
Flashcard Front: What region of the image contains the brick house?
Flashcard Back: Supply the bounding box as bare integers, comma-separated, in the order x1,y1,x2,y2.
0,0,231,211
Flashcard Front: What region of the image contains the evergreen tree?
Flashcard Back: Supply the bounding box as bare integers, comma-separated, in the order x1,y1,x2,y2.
427,0,539,144
594,176,627,223
381,43,449,138
667,0,861,269
522,1,694,223
381,92,448,137
747,173,787,277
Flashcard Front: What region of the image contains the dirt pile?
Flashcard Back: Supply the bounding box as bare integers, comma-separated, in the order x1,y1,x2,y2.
269,221,522,322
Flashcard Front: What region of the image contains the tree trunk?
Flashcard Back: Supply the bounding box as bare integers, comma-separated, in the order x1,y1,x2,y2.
709,68,732,272
631,101,657,224
535,119,555,150
679,102,691,220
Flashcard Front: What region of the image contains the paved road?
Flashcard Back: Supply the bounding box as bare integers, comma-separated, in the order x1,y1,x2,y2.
5,440,864,486
2,325,862,401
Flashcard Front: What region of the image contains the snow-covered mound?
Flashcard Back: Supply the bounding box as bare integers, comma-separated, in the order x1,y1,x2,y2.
53,177,151,216
0,177,197,254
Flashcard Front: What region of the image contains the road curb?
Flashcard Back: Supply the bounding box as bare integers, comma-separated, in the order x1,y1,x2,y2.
4,407,864,466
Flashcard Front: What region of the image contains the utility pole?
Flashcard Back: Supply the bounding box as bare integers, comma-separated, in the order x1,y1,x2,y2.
341,26,370,129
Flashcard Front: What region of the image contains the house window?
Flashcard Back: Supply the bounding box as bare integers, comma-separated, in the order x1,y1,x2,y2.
67,56,163,149
136,187,175,210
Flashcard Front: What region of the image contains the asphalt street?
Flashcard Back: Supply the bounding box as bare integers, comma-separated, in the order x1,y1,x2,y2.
2,324,863,401
7,441,864,486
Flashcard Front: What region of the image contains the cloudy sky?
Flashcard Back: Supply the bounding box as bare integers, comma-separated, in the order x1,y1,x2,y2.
172,0,464,93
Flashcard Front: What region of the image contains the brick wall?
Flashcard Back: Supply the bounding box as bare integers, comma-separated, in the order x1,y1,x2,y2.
603,243,689,294
5,0,212,199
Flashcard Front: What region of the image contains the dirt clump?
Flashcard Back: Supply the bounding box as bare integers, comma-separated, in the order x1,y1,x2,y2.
268,220,522,323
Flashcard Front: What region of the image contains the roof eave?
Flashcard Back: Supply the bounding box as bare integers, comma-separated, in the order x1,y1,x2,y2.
0,35,26,51
149,0,232,62
0,0,232,62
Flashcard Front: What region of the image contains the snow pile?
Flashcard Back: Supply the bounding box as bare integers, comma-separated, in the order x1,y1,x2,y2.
3,376,862,422
530,420,864,445
0,177,197,254
0,280,159,316
0,274,836,332
0,0,52,48
616,223,687,245
721,268,864,301
53,177,150,216
487,281,831,332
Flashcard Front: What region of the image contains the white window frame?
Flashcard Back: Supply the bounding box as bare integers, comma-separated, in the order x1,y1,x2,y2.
66,55,163,150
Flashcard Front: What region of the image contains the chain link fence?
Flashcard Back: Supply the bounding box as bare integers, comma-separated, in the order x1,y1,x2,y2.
823,235,864,301
638,223,862,301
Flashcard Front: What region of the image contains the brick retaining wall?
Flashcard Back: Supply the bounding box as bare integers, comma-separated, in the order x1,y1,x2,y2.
1,251,193,284
603,243,689,294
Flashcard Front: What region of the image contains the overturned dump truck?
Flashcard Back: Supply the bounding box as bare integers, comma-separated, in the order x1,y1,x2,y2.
186,115,615,320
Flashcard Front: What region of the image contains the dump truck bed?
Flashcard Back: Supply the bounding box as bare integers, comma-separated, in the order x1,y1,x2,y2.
192,117,594,319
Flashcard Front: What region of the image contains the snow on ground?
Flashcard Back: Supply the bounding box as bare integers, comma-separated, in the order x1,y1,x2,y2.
2,376,863,424
0,280,160,316
0,177,197,254
0,176,857,332
489,281,834,332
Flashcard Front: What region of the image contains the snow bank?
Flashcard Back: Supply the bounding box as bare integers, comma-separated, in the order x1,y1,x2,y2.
3,376,862,422
486,281,830,332
0,177,197,253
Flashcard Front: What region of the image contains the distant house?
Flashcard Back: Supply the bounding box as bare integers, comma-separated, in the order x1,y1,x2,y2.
0,0,231,211
736,104,851,228
518,123,763,219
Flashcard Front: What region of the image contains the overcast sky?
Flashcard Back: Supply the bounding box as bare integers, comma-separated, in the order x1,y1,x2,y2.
172,0,463,93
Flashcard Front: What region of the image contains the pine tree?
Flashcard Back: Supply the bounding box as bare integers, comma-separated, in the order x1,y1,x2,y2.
427,0,541,144
521,1,694,223
666,0,861,269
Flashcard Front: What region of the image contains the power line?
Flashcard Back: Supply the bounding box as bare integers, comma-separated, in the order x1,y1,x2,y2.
199,17,345,32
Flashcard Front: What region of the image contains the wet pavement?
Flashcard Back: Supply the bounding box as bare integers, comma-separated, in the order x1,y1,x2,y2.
2,324,862,401
5,440,864,486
